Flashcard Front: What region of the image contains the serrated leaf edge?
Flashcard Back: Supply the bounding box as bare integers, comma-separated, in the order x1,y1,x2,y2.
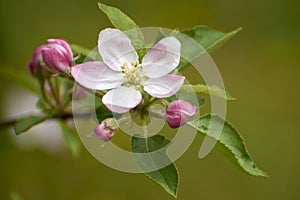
188,114,268,177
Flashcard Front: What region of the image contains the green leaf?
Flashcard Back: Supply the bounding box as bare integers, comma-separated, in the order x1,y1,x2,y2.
178,93,205,107
180,84,235,100
131,135,178,197
98,2,145,58
71,44,101,64
182,26,242,53
189,115,268,177
71,44,91,56
14,115,50,135
95,102,113,123
177,26,242,71
36,98,51,114
0,67,39,94
166,93,205,107
58,121,81,157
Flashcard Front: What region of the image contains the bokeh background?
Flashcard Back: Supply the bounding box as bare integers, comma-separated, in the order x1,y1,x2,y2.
0,0,299,199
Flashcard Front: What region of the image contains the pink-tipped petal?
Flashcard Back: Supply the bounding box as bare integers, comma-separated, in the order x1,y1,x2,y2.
71,61,124,90
28,45,48,75
144,74,185,98
94,123,113,141
98,28,138,71
102,86,142,113
47,39,73,62
166,112,187,128
142,37,181,78
166,100,197,128
42,47,71,73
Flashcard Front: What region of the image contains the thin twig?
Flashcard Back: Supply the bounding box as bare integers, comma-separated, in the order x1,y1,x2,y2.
0,112,91,130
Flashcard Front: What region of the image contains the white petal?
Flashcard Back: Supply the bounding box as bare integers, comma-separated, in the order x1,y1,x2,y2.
98,28,138,72
71,61,124,90
102,86,142,113
142,37,181,78
144,74,185,98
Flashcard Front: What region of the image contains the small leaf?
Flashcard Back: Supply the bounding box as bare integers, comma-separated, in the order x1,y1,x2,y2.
98,2,145,58
71,44,91,56
182,26,242,53
14,115,50,135
177,26,241,71
58,121,81,157
131,135,178,197
36,98,51,114
189,115,268,177
178,93,205,107
166,93,205,107
71,44,100,64
95,103,113,123
0,67,39,94
180,84,235,100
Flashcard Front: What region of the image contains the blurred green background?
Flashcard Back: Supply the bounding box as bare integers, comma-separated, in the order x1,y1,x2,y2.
0,0,299,199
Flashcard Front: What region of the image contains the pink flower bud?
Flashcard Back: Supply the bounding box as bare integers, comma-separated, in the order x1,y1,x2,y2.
166,100,197,128
41,39,73,74
93,118,118,142
28,45,49,76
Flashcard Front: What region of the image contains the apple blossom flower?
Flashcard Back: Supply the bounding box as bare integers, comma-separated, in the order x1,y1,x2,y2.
41,39,73,74
166,100,197,128
72,28,185,113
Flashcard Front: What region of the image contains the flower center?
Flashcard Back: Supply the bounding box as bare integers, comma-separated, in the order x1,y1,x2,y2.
121,61,143,89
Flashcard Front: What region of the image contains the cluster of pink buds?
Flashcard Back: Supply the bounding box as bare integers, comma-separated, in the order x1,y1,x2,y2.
29,39,73,76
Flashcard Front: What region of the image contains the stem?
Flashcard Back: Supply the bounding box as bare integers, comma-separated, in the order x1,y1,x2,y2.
141,115,149,136
39,78,55,109
141,117,150,153
161,99,170,107
55,77,61,104
0,112,91,131
48,78,60,108
147,97,157,106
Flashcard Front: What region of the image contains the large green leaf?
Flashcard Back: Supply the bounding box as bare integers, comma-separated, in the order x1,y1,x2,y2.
131,135,178,197
0,67,39,94
177,26,241,71
58,121,81,157
98,2,145,58
180,84,235,100
14,115,50,135
189,115,268,177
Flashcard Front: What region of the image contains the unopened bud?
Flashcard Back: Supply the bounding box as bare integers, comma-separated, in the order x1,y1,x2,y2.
28,45,50,76
166,100,197,128
93,118,118,142
41,39,73,74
